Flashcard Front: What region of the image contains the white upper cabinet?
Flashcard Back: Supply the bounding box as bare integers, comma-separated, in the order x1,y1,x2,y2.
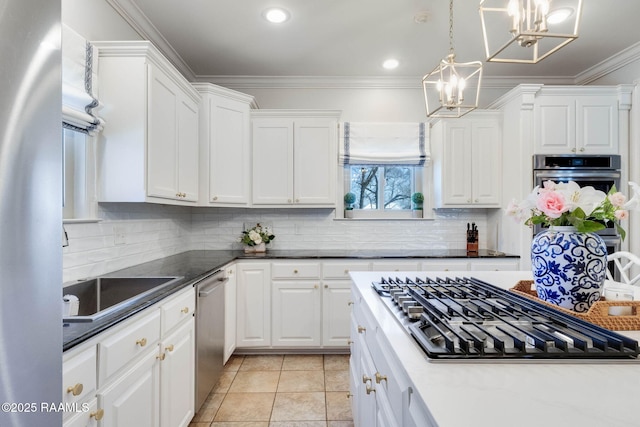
534,92,620,154
95,41,200,205
431,111,502,208
251,111,340,207
194,83,255,206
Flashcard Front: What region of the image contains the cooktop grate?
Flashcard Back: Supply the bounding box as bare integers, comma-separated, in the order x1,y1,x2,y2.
372,276,640,360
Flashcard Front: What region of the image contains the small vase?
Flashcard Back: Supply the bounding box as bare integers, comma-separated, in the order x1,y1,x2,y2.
244,242,266,253
531,226,607,313
412,209,423,219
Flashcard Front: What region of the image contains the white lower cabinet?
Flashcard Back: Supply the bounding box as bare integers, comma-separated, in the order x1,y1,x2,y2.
321,281,352,347
63,285,195,427
160,318,195,427
224,264,237,363
98,348,161,427
350,285,434,427
272,280,322,346
236,262,272,347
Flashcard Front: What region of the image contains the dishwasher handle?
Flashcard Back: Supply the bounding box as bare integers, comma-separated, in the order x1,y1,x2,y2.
198,275,228,297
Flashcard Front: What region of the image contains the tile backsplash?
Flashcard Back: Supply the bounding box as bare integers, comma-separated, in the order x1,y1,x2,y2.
62,203,489,283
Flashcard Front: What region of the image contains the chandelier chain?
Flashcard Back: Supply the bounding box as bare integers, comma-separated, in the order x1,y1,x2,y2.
448,0,454,54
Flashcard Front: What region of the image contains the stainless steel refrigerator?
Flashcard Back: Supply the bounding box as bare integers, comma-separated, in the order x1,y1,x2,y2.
0,1,63,425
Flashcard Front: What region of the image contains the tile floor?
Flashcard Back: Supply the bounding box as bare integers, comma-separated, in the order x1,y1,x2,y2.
189,354,354,427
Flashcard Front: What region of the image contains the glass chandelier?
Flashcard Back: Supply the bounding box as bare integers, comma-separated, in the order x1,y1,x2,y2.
479,0,583,63
422,0,483,118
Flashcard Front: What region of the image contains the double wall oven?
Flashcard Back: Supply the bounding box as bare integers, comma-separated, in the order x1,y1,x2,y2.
533,154,622,277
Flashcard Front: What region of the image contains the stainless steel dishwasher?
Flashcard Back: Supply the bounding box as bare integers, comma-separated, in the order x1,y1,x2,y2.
194,269,227,411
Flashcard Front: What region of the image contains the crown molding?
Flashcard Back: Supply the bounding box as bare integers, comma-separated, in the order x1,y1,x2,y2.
105,0,196,81
575,41,640,85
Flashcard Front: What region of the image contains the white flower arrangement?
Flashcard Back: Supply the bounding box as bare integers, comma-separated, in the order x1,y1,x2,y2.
239,223,275,246
506,180,640,240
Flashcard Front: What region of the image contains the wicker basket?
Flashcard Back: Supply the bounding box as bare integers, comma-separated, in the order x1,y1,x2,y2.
510,280,640,331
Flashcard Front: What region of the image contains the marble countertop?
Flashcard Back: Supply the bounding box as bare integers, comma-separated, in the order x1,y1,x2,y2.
63,249,519,351
350,270,640,427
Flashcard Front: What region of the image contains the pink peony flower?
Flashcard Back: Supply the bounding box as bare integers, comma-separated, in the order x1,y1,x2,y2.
615,209,629,220
536,191,567,219
608,192,626,208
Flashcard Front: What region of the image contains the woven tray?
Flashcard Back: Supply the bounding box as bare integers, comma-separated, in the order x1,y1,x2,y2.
510,280,640,331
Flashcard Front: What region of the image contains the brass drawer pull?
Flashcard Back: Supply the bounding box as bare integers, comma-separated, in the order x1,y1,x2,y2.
165,344,175,352
90,409,104,420
181,307,189,314
357,325,366,333
66,383,83,396
136,338,147,347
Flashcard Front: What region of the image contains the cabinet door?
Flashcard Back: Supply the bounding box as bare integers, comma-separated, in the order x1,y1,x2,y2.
252,119,294,204
441,122,473,205
160,318,195,427
147,63,179,200
322,281,352,347
471,120,501,206
209,97,250,204
577,96,618,154
236,262,271,347
293,119,336,205
98,349,160,427
177,96,199,202
224,266,237,363
272,280,321,346
534,97,575,153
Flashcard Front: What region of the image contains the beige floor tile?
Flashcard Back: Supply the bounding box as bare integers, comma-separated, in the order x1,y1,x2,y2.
324,371,349,392
240,355,284,371
270,422,327,427
192,392,225,422
282,354,324,371
213,371,237,394
270,392,326,421
212,423,269,427
214,392,275,422
325,392,352,421
188,423,212,427
327,422,354,427
229,371,281,393
277,370,325,392
323,355,350,371
224,355,245,371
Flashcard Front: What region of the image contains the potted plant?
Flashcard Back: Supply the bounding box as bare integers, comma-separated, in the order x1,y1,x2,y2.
411,192,424,218
239,223,275,253
344,192,356,218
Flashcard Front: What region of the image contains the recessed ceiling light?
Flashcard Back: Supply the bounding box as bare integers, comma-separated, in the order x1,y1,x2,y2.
547,8,573,24
263,8,290,24
382,59,399,70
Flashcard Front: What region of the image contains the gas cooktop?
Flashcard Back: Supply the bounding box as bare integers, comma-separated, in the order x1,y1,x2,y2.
372,276,640,360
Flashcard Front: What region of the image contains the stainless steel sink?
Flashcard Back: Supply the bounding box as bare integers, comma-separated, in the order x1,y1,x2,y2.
62,276,182,323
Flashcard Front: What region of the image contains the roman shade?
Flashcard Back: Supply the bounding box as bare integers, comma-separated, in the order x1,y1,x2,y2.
62,25,103,134
339,122,429,166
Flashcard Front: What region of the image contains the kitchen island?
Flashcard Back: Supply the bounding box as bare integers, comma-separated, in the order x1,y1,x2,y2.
349,271,640,427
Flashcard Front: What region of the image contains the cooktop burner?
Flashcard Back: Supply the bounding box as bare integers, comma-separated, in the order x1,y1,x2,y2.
372,276,640,360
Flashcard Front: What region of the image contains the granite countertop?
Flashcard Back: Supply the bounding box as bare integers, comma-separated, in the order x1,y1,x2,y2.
63,248,519,351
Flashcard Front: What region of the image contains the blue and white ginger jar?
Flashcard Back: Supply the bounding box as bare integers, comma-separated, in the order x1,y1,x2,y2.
531,226,608,313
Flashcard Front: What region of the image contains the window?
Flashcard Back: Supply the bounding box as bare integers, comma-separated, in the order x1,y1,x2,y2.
63,128,98,221
343,164,427,219
349,165,414,210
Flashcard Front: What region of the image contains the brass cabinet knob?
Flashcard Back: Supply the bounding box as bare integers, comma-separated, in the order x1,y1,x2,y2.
347,339,353,345
579,147,585,152
89,409,105,421
166,344,174,352
362,374,371,384
295,198,299,203
314,284,319,289
136,338,147,347
175,193,181,197
293,269,298,274
324,284,328,289
181,307,189,314
375,372,388,384
288,199,292,203
571,147,577,152
366,385,376,395
156,353,166,361
474,199,479,203
357,325,366,333
348,301,354,306
213,196,218,200
346,392,353,399
344,269,349,274
66,383,83,396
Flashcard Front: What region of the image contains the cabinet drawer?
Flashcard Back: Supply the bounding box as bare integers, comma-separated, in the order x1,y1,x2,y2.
272,262,320,279
322,261,370,279
98,309,161,385
63,398,99,427
63,345,97,413
161,286,195,335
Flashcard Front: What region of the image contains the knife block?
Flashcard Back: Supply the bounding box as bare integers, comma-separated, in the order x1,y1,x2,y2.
466,230,478,253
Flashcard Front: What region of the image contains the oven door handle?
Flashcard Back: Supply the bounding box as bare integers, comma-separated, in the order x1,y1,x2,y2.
534,171,621,180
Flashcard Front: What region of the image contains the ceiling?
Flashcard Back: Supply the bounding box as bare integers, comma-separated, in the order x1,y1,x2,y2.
109,0,640,86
